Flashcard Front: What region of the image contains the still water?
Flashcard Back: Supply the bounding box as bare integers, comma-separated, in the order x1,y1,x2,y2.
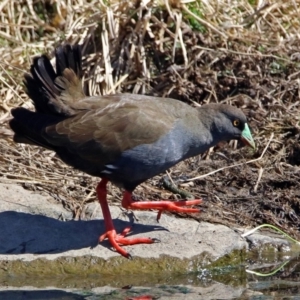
1,253,300,299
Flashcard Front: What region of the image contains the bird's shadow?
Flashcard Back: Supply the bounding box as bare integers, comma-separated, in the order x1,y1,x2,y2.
0,211,166,255
0,290,86,300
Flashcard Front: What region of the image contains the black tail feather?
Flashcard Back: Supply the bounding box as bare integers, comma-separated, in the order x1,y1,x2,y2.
10,107,64,149
24,56,59,115
55,44,82,79
23,44,82,117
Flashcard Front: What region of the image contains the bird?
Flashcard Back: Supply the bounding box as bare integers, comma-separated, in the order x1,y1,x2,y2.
9,44,255,258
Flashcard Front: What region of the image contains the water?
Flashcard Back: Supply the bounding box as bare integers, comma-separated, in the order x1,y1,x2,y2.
1,253,300,299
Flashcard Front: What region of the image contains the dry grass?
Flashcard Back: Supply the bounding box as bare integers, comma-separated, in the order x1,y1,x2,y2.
0,0,300,236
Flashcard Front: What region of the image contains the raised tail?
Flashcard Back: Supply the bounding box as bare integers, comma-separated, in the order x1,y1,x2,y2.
24,44,85,117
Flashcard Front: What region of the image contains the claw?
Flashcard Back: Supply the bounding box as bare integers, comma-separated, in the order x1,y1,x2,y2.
157,210,163,222
152,238,161,243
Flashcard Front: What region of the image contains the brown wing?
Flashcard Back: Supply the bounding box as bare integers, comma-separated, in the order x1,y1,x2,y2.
43,99,179,165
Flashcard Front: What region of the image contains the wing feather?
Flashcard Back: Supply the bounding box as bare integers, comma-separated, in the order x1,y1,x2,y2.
44,100,178,165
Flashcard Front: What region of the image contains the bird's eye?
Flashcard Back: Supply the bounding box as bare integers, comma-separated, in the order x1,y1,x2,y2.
233,119,240,127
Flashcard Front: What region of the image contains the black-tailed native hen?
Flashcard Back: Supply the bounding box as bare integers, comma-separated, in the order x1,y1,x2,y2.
9,44,255,258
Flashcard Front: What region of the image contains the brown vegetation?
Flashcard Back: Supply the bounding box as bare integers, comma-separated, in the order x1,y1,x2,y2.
0,0,300,239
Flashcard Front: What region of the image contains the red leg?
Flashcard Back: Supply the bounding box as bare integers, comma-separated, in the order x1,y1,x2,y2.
122,191,201,221
97,179,156,258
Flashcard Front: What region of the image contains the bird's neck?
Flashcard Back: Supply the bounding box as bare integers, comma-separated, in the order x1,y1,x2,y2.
181,113,233,160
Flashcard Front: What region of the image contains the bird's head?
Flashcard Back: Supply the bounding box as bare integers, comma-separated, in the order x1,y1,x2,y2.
201,104,255,149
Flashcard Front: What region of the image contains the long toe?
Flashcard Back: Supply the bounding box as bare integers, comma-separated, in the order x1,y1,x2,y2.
125,199,202,213
106,231,131,258
99,229,156,258
115,236,155,246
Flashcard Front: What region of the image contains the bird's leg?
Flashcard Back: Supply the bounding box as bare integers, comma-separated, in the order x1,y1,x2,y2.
97,179,155,258
122,191,202,221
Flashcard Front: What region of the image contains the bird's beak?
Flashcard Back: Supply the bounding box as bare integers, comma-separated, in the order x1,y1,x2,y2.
241,123,255,149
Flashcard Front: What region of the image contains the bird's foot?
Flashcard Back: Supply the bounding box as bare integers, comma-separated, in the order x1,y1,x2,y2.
97,179,159,258
99,227,159,258
122,191,202,221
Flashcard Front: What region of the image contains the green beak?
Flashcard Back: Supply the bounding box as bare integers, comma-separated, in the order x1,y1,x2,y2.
241,123,255,149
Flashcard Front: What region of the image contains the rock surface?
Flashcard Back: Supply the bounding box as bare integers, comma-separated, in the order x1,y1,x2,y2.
0,182,295,290
0,183,246,262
